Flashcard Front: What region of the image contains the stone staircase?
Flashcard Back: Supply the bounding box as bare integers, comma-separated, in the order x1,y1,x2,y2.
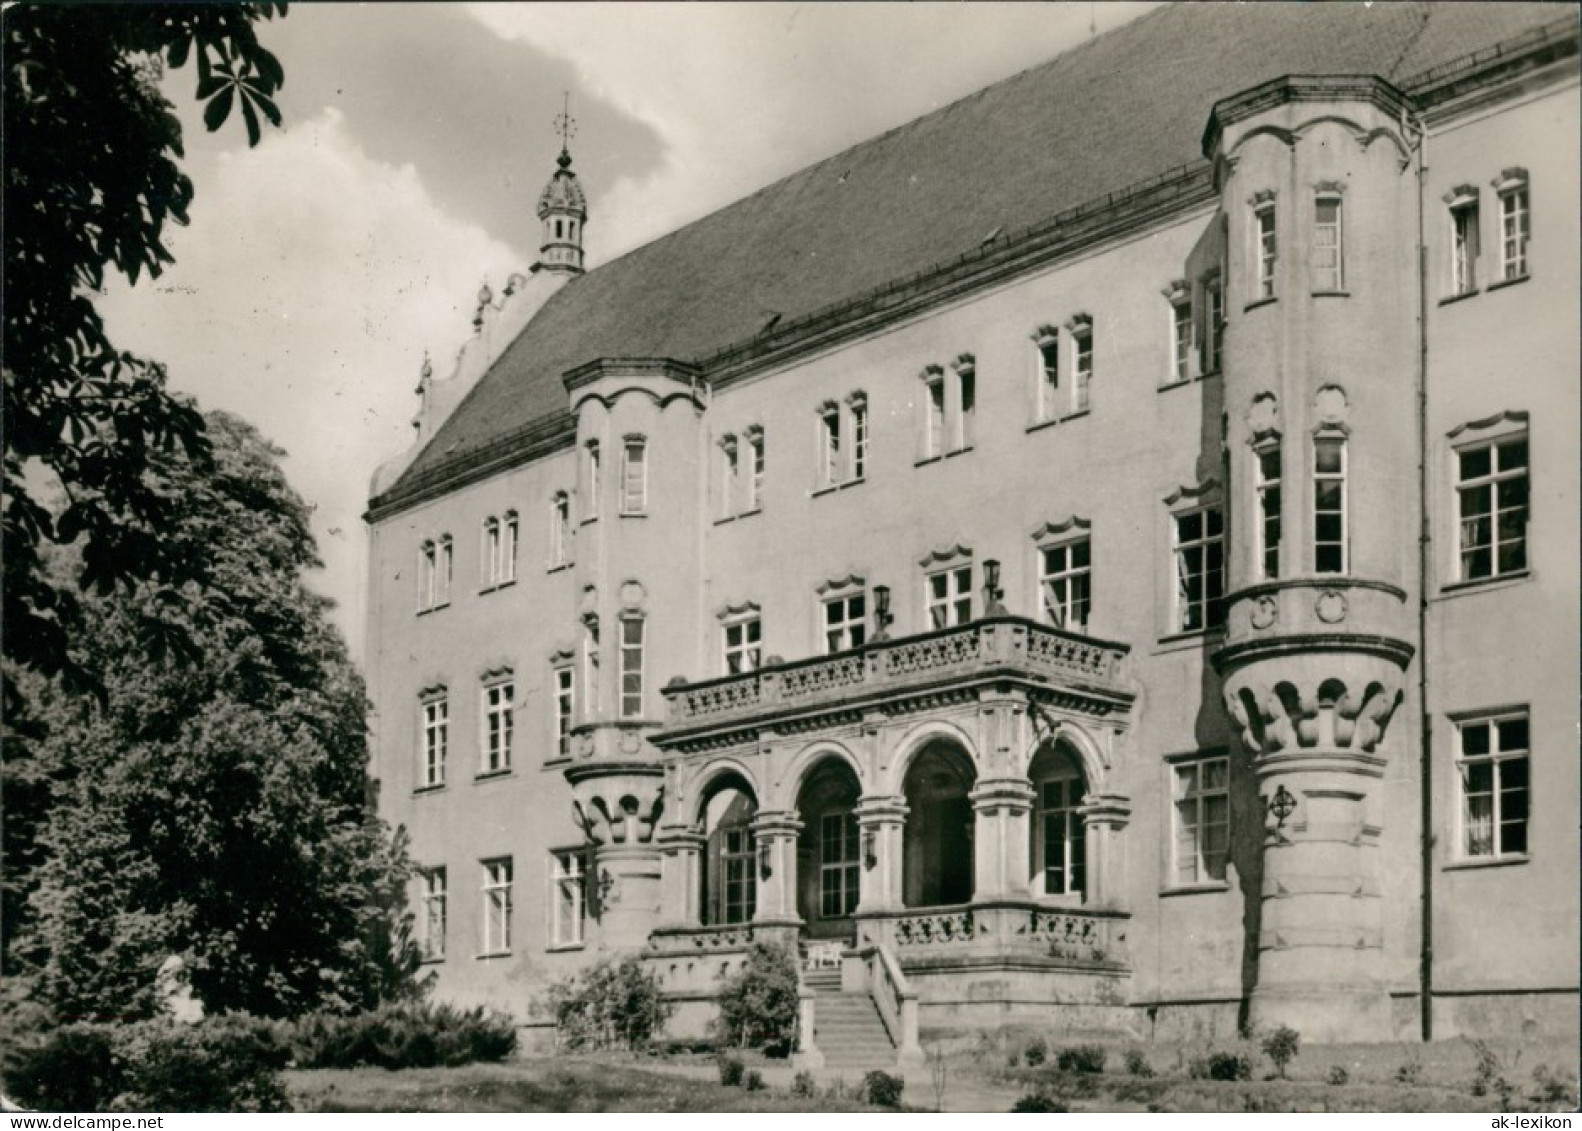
803,967,898,1072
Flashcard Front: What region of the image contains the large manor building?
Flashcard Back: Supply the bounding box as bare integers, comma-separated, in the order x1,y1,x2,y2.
364,3,1579,1058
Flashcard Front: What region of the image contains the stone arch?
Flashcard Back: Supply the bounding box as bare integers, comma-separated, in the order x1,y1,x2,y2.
773,740,864,812
900,735,978,909
1018,717,1108,795
791,751,865,936
693,764,759,927
884,718,979,796
683,757,761,826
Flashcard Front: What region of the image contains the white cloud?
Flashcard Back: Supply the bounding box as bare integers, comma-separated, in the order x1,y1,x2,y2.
99,107,521,652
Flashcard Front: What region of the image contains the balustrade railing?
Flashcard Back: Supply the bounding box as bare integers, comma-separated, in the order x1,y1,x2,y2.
857,901,1128,969
664,617,1128,728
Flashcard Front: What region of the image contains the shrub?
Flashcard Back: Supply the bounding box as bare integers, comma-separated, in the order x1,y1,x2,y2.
1023,1035,1048,1067
1206,1051,1252,1081
1055,1044,1107,1074
6,1017,290,1113
287,1000,516,1069
1261,1025,1301,1079
1327,1065,1350,1086
1123,1047,1155,1078
744,1069,765,1092
713,942,799,1056
1187,1055,1211,1080
861,1069,905,1108
1532,1064,1572,1105
1394,1059,1424,1086
1468,1038,1517,1106
791,1070,818,1098
717,1054,745,1087
547,955,671,1052
1011,1092,1068,1112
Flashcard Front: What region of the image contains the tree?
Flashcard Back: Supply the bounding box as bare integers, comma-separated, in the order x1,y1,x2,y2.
714,942,800,1055
3,3,287,702
9,412,413,1020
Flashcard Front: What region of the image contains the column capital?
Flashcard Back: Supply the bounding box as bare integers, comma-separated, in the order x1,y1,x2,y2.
655,825,706,850
854,795,908,823
968,777,1037,812
1078,791,1132,828
750,809,804,838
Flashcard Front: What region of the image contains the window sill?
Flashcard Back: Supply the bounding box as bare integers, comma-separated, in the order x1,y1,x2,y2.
1157,377,1193,394
419,955,446,966
1160,881,1231,897
580,516,599,527
543,756,572,771
811,477,865,498
1443,854,1528,872
416,602,451,618
1243,296,1277,313
618,510,648,519
413,783,446,796
546,942,586,953
546,561,572,575
479,579,517,596
1311,290,1350,299
1436,570,1531,600
475,768,514,783
1486,273,1530,293
476,951,512,961
1153,627,1226,655
1439,288,1480,307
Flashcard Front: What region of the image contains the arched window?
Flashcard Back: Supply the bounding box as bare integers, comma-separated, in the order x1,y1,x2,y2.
699,776,757,926
1029,741,1088,899
902,739,976,908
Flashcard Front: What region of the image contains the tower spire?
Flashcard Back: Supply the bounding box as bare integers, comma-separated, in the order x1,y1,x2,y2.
537,92,586,274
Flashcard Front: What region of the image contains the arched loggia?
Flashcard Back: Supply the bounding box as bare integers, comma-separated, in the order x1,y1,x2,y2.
902,738,977,908
697,772,757,926
1028,739,1089,900
794,756,862,938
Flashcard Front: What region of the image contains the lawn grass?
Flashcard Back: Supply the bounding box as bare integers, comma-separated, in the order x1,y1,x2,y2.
286,1059,875,1113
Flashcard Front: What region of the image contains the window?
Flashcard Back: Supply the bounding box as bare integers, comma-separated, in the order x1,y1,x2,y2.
1312,194,1343,291
1039,539,1091,631
1496,173,1529,281
1255,444,1282,580
1449,191,1480,295
1034,330,1060,422
923,368,946,458
1039,775,1086,897
1203,276,1224,373
500,512,517,582
1170,294,1193,383
723,616,762,674
1173,756,1229,885
747,428,765,511
1072,322,1093,413
550,850,586,947
481,680,513,773
819,812,860,918
1456,712,1529,859
420,868,447,960
419,535,453,611
549,493,570,567
818,401,842,487
582,618,600,718
421,695,448,787
926,564,973,629
552,663,574,761
620,437,647,514
482,518,500,586
850,394,869,481
584,441,601,519
1456,435,1528,581
721,826,756,925
953,359,975,449
481,858,513,954
1174,508,1225,633
822,591,866,653
720,435,739,517
482,513,517,587
1254,200,1277,299
618,616,644,718
1313,435,1347,574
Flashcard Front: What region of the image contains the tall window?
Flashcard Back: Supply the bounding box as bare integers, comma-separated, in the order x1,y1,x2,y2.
1312,194,1343,291
747,428,765,511
482,518,500,587
584,440,601,519
619,616,644,718
1174,508,1225,632
926,563,973,629
819,812,860,918
1203,276,1224,373
1313,435,1347,574
1173,757,1229,885
1456,435,1528,580
1039,539,1091,631
621,437,647,514
1256,445,1282,580
1039,775,1086,896
923,369,946,458
550,850,586,947
500,511,517,582
723,616,762,674
1254,200,1278,299
481,858,513,954
1449,194,1480,295
818,401,843,487
823,591,866,653
436,536,452,605
419,540,438,610
1072,323,1093,413
1497,176,1529,281
481,680,513,773
953,360,976,449
421,695,448,787
420,868,447,960
553,664,574,761
720,435,739,517
482,513,517,587
721,826,756,924
850,394,869,480
1170,295,1193,383
1035,331,1060,422
549,493,570,567
1457,711,1529,859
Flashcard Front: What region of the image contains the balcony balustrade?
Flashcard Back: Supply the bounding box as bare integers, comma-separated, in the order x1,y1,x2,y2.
855,900,1129,971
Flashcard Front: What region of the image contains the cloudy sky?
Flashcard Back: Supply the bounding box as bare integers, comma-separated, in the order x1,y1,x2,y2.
99,2,1158,653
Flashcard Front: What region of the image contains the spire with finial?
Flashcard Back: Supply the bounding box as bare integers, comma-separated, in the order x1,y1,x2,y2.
537,91,586,275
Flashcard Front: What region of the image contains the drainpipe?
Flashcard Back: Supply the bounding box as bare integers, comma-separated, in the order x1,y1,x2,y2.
1411,109,1434,1043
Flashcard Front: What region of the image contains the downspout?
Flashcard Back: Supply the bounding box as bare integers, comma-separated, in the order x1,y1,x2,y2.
1411,108,1434,1043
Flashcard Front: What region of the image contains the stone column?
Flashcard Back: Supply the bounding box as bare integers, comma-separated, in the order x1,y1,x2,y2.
1076,793,1131,909
593,844,663,953
655,825,705,928
968,778,1036,900
565,761,666,953
751,810,803,927
854,796,907,912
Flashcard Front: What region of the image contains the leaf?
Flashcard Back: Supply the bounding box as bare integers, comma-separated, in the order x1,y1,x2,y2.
203,86,235,133
239,94,261,148
166,34,191,70
254,91,282,129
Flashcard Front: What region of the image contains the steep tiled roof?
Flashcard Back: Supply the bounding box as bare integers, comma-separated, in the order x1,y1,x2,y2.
384,1,1571,502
